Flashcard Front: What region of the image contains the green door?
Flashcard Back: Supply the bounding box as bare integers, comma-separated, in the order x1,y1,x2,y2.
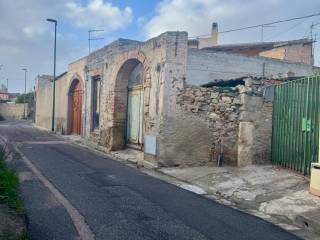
272,76,320,175
127,87,143,145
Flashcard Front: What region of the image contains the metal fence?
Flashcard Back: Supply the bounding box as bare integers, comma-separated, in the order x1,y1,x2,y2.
271,75,320,175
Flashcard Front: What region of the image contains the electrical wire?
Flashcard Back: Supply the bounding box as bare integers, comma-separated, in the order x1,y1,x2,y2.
264,19,310,41
189,12,320,39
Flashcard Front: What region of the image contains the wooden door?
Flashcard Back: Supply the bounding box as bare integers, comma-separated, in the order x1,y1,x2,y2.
71,81,83,135
127,87,143,145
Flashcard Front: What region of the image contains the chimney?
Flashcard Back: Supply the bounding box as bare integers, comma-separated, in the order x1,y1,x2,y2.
197,22,219,49
211,22,218,44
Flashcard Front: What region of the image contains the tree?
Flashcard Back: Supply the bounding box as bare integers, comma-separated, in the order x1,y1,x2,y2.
15,91,34,105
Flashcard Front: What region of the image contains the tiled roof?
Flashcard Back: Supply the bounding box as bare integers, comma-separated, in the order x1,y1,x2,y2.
202,38,313,51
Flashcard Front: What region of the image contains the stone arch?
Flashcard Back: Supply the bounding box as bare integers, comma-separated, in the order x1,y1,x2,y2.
108,54,151,150
67,76,84,135
67,74,84,95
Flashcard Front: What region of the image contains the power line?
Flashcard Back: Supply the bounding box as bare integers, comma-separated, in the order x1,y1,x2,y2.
264,19,309,41
221,12,320,34
189,12,320,39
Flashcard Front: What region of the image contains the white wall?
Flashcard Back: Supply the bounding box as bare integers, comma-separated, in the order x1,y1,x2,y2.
186,48,317,86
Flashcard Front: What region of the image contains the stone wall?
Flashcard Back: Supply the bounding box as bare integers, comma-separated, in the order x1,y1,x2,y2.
0,103,29,120
176,86,241,166
186,48,317,86
175,77,275,167
237,79,274,166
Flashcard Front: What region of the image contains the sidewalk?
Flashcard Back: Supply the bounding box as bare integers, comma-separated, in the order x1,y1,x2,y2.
61,134,320,239
157,165,320,240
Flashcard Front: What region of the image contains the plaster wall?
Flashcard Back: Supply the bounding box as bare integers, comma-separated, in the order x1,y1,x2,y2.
186,48,316,86
0,103,28,120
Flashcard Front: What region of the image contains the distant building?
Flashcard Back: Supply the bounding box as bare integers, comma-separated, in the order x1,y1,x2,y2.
188,23,314,65
0,85,9,101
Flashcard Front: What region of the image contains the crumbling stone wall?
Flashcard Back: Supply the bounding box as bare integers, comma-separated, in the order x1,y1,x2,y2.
238,78,274,166
176,77,275,167
176,86,241,166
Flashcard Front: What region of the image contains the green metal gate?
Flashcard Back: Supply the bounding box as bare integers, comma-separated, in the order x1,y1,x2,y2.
271,75,320,175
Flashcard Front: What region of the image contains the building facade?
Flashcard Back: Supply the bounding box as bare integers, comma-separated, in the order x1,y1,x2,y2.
35,31,318,168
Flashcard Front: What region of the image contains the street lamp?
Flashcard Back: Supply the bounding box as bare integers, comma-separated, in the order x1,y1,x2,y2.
22,68,27,119
46,18,57,132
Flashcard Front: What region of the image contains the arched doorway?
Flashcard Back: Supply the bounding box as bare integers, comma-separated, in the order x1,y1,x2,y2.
113,59,144,149
68,79,83,135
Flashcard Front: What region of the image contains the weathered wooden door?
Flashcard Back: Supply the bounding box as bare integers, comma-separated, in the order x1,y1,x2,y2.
71,81,83,135
127,87,143,145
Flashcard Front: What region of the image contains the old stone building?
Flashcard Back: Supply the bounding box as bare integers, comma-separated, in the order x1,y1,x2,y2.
35,30,318,168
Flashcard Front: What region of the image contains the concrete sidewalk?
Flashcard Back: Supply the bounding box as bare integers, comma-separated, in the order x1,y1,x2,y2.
158,165,320,240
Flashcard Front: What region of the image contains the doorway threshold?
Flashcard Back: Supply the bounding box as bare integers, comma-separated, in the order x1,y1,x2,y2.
126,143,143,151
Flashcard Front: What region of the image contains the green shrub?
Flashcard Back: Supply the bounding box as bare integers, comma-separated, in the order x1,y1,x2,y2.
0,147,23,213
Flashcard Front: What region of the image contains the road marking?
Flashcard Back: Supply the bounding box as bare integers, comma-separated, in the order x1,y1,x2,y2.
13,144,95,240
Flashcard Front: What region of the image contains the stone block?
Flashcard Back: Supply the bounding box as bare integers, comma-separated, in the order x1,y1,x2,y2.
238,121,254,167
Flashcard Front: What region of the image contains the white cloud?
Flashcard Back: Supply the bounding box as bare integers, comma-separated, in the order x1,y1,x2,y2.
144,0,236,38
23,25,47,38
143,0,320,42
142,0,320,65
65,0,133,31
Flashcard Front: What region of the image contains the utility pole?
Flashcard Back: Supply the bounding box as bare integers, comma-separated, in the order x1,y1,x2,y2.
6,78,8,92
47,18,57,132
310,23,319,65
22,68,27,119
310,22,319,39
88,29,104,54
0,65,3,88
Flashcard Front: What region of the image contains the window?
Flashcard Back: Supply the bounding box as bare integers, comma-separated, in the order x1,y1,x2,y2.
92,76,101,130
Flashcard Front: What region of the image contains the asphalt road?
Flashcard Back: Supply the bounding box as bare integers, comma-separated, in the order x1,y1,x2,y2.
0,121,301,240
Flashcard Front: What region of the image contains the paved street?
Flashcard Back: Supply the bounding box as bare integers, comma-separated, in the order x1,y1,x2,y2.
0,121,301,240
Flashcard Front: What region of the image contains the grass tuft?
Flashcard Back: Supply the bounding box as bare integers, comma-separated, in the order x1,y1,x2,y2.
0,146,24,213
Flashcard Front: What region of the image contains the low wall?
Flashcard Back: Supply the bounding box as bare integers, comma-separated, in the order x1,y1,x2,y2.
0,103,29,120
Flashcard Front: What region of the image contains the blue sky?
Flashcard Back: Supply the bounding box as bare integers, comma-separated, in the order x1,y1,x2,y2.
0,0,320,93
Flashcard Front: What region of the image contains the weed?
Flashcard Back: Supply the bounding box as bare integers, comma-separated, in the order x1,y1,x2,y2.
0,146,24,213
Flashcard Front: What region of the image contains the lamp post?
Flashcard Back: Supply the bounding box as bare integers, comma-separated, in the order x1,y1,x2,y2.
22,68,27,119
46,18,57,132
